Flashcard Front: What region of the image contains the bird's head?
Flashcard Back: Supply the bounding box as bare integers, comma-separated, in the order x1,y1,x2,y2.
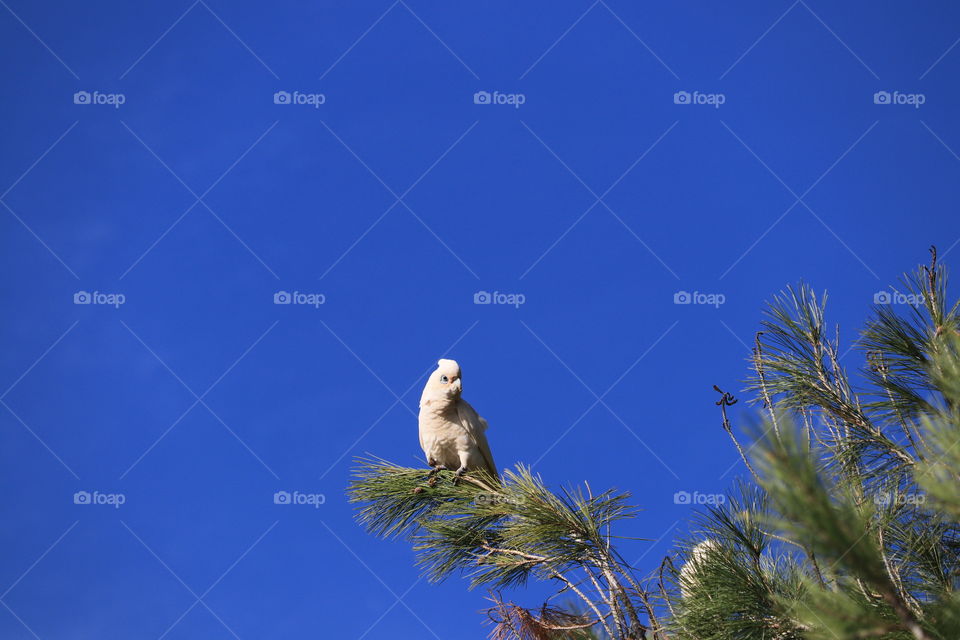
420,358,462,407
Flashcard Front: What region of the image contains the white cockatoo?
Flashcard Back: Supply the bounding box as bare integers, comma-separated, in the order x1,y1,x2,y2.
418,359,498,479
679,539,720,598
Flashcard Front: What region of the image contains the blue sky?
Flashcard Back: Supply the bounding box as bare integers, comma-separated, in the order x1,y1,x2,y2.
2,1,960,637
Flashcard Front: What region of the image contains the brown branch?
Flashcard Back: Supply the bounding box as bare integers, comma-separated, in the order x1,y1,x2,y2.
486,592,601,640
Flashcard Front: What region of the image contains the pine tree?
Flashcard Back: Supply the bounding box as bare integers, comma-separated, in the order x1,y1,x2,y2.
347,248,960,639
668,247,960,639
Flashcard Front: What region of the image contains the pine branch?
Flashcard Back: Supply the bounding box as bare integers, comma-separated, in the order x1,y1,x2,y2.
348,459,654,639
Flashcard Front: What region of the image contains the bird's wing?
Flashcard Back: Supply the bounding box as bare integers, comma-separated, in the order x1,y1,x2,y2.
456,400,498,479
417,412,433,463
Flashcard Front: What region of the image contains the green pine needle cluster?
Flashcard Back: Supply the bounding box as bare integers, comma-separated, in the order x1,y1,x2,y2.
669,248,960,640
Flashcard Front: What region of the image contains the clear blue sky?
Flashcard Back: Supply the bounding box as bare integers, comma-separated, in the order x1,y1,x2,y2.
2,1,959,637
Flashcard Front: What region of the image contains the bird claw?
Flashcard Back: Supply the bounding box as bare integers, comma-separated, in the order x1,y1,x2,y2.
452,468,466,485
426,465,446,488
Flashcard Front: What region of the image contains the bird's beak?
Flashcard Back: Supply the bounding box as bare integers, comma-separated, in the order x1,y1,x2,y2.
451,378,462,394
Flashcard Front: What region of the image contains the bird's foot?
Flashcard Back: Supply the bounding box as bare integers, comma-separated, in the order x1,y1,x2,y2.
452,467,466,486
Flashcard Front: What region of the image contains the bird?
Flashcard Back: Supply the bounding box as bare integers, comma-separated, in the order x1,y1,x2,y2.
418,359,498,480
678,539,720,598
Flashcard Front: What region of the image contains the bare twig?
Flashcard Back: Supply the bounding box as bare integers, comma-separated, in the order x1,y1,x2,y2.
714,385,759,481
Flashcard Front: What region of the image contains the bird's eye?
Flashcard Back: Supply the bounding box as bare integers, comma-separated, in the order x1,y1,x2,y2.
439,375,449,383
